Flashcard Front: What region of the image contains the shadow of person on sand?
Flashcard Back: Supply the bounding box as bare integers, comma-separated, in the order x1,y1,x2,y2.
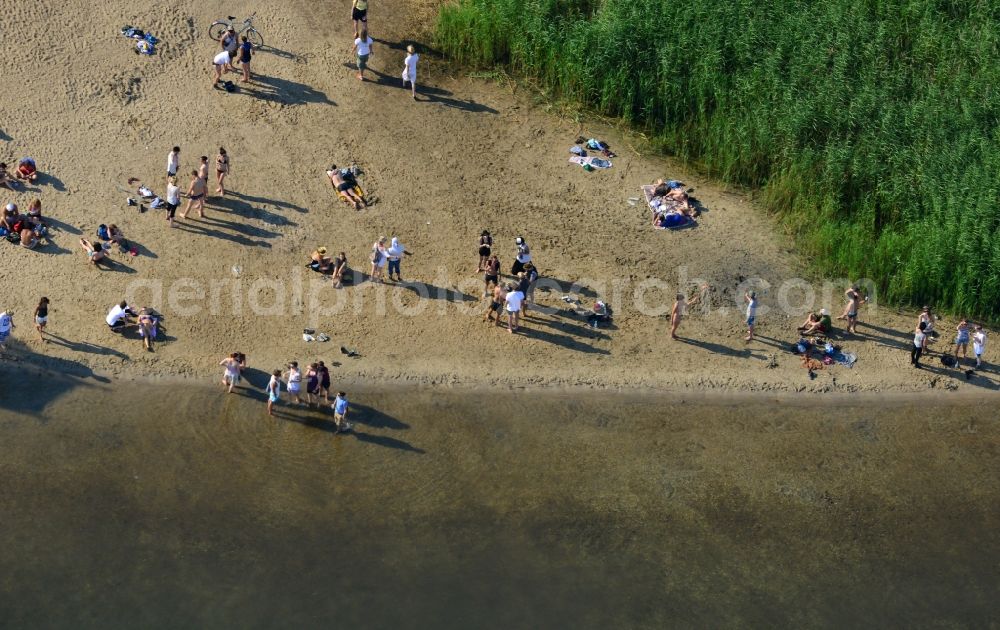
207,195,298,227
350,402,410,430
44,334,129,360
348,65,498,113
227,190,308,213
36,172,66,192
0,342,112,416
173,215,277,248
239,74,336,106
371,38,444,57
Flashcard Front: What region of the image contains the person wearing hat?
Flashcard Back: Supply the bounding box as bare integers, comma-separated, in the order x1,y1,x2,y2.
309,247,333,273
512,236,531,275
744,290,758,342
1,202,19,232
839,284,864,334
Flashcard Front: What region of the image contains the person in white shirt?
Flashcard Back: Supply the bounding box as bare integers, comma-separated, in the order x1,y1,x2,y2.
0,310,14,352
106,301,136,330
401,44,418,99
351,28,375,81
972,325,987,368
221,28,239,71
164,176,180,228
212,50,234,87
745,290,758,342
385,236,408,281
166,146,180,180
504,284,524,333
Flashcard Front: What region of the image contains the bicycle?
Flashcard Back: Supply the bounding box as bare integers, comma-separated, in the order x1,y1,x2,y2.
208,13,264,49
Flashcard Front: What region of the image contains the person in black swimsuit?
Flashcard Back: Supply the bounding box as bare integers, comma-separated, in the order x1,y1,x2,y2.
477,230,492,272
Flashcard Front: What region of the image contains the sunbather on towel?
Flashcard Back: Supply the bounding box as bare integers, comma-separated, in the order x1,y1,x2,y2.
326,165,366,210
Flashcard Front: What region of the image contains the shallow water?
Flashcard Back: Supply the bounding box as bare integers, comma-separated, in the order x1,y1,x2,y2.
1,378,998,628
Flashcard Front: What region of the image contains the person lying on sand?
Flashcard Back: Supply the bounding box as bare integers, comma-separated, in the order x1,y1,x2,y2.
326,165,366,209
137,308,157,352
79,238,108,267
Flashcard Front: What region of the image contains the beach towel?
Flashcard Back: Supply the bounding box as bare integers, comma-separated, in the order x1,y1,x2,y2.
655,213,690,230
569,156,612,169
833,351,857,368
569,145,586,156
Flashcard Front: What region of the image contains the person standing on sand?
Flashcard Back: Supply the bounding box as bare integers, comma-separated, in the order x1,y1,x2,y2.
220,353,242,393
484,280,506,326
34,297,49,343
305,363,320,406
477,230,493,272
284,362,303,405
164,176,180,228
386,236,408,282
512,237,531,275
166,146,180,181
954,318,970,362
212,49,235,87
239,36,253,83
180,170,206,219
839,285,864,334
332,391,352,432
402,44,418,99
351,27,374,81
918,306,938,343
670,285,707,340
504,283,524,333
370,236,387,283
215,148,229,195
221,28,239,71
483,253,500,297
0,310,13,353
744,290,758,342
266,370,281,416
351,0,368,38
972,325,987,368
912,321,928,368
198,155,210,181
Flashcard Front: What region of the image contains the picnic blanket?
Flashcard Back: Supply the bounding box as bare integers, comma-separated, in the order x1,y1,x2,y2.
569,156,612,169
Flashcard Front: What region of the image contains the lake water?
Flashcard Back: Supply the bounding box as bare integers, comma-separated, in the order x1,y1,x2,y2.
1,377,998,628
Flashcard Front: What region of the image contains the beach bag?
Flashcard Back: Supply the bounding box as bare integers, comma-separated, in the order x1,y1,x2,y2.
940,355,957,368
6,232,20,244
223,80,236,93
136,40,155,55
97,224,110,240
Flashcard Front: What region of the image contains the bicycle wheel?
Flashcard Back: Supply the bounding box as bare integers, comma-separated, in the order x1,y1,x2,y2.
208,21,228,41
245,28,264,49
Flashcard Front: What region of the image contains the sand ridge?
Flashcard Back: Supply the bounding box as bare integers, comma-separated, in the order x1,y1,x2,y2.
0,0,997,395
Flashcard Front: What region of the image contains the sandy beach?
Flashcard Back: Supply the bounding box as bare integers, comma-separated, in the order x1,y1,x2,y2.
0,0,997,395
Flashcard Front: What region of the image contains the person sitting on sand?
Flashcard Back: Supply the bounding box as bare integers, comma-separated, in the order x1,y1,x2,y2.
79,239,109,267
309,247,333,273
108,224,126,247
15,157,37,182
326,165,366,209
332,252,349,288
20,227,39,249
587,300,612,328
798,309,832,336
1,202,19,231
106,301,137,331
0,163,13,190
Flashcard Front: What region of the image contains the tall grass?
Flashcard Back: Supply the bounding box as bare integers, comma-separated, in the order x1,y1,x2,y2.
437,0,1000,319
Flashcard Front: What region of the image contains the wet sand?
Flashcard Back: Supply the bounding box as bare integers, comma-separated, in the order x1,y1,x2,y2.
1,379,998,627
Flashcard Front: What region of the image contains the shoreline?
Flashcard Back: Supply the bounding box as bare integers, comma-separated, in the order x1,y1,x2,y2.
4,360,999,404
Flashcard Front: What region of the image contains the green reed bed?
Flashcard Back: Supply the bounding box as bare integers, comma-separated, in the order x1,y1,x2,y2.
437,0,1000,318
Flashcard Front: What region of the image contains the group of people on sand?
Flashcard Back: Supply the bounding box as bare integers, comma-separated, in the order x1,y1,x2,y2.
105,300,161,351
479,234,539,333
1,199,49,249
212,29,254,86
0,299,49,351
0,158,39,190
911,306,988,369
648,178,696,228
